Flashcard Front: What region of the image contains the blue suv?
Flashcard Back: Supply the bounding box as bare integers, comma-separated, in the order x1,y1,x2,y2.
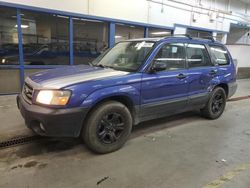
17,36,237,153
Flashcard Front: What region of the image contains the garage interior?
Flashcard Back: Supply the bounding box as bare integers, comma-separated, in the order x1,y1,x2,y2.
0,0,250,187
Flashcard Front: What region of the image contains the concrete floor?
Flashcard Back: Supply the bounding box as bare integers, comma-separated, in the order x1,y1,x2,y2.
0,79,250,188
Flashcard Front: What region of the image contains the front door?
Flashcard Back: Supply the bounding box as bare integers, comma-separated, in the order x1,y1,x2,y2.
140,42,189,120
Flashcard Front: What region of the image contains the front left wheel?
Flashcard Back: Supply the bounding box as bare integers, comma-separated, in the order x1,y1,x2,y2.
82,101,132,154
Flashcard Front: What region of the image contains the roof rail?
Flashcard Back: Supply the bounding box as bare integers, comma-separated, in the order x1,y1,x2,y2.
165,34,216,42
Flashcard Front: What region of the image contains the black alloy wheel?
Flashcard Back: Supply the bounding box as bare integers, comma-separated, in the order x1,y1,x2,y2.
211,90,225,114
201,87,226,119
97,112,125,144
82,101,132,154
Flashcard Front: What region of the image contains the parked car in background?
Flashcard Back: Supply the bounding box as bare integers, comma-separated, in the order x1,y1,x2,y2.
17,35,237,153
1,42,105,65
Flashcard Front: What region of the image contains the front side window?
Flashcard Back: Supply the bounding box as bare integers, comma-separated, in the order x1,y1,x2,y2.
92,41,154,72
0,7,19,65
115,25,144,43
209,45,229,65
20,10,70,65
186,44,212,68
73,18,108,65
0,7,21,94
153,43,186,71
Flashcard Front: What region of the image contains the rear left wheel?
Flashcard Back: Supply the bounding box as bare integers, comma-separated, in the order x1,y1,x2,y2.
201,87,227,119
82,101,132,154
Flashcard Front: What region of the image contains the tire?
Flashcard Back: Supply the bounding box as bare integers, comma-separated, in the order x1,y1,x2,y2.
201,87,227,119
82,101,132,154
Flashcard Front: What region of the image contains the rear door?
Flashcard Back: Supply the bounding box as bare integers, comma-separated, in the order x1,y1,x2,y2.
185,43,218,107
140,42,189,120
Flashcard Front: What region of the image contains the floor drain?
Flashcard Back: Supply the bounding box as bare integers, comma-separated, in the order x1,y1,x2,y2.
0,135,43,149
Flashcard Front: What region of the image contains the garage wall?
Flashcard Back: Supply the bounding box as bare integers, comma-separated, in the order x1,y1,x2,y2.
0,0,250,79
227,45,250,67
227,27,250,44
1,0,250,33
227,44,250,78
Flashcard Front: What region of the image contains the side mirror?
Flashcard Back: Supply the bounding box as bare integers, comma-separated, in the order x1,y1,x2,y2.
150,60,167,73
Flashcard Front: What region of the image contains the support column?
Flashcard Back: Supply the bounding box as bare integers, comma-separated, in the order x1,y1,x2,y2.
144,27,149,38
16,9,24,86
69,17,74,65
109,23,115,48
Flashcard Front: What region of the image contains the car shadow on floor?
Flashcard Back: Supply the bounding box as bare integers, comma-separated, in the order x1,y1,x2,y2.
5,110,204,159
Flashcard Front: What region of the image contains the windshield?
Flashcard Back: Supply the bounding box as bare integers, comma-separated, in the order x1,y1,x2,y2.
92,41,155,72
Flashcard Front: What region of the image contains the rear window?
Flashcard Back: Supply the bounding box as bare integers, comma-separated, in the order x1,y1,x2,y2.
186,44,212,68
209,45,229,65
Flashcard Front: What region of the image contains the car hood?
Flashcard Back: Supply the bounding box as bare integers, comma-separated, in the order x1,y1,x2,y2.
26,65,129,89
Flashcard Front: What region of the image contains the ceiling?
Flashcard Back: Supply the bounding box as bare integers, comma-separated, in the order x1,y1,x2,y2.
240,0,250,4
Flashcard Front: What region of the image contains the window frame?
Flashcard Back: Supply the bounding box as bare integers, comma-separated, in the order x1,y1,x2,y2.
185,43,214,69
148,42,187,73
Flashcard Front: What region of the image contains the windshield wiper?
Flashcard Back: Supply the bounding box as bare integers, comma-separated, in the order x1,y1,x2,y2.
88,61,94,66
95,64,114,69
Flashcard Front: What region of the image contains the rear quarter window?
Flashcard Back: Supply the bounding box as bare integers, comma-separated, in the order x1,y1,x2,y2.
209,45,230,66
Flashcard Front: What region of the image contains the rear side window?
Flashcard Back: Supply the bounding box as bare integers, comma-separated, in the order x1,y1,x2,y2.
154,43,186,71
186,44,212,68
209,45,229,65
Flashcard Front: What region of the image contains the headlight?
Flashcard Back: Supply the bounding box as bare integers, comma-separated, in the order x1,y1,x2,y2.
2,59,6,64
36,90,71,105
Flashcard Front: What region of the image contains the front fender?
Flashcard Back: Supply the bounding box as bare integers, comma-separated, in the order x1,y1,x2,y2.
80,85,140,108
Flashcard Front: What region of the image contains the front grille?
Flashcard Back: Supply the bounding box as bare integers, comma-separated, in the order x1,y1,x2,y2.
23,82,34,103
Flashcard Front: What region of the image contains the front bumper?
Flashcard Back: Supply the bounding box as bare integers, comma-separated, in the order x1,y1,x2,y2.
17,94,89,137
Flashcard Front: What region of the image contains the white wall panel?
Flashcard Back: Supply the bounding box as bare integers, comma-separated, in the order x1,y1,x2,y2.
0,0,89,14
0,0,250,33
230,0,246,14
227,45,250,67
89,0,148,23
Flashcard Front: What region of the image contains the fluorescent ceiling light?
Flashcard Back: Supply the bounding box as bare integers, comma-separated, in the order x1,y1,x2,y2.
151,31,171,35
72,18,103,23
11,14,24,18
15,24,29,28
56,15,69,19
116,23,125,26
115,35,122,39
80,18,103,23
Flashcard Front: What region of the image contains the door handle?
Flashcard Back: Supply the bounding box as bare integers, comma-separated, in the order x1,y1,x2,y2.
209,70,217,75
176,73,187,79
